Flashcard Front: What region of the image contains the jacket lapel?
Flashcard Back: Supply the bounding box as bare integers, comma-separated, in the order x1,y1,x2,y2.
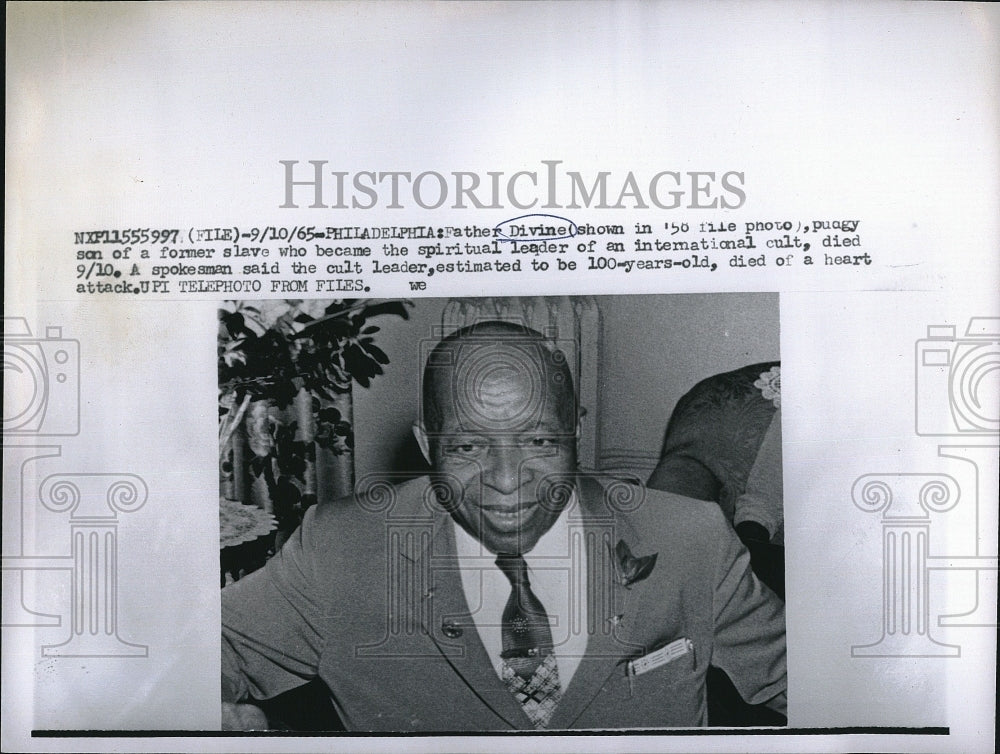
397,480,531,729
548,475,654,729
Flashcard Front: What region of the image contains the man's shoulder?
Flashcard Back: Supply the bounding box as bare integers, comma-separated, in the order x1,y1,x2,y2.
305,475,433,532
288,475,434,571
588,475,732,544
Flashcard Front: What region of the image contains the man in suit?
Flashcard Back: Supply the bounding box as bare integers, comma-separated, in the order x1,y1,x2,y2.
221,321,786,730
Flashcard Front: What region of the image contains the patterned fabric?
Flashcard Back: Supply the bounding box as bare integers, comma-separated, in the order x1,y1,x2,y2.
500,654,563,728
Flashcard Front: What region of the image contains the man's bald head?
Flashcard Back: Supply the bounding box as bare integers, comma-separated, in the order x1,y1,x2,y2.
420,320,577,436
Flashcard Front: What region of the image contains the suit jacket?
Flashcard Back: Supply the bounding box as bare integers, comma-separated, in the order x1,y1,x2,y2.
221,475,786,731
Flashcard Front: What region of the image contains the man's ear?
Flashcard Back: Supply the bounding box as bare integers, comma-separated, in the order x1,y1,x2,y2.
413,422,433,466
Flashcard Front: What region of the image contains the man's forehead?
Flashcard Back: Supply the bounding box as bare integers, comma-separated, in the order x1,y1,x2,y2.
434,341,551,387
430,340,570,432
431,336,548,365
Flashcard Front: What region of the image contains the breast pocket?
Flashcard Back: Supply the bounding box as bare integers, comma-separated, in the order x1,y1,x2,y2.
613,642,705,727
628,642,697,691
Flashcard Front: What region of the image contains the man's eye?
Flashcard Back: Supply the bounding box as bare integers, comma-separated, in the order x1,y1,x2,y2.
527,437,557,447
445,442,484,456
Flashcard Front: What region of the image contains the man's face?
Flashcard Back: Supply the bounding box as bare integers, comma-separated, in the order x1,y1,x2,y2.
422,342,577,555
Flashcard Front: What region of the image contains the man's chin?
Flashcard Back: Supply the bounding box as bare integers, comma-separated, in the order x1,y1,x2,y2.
480,535,540,556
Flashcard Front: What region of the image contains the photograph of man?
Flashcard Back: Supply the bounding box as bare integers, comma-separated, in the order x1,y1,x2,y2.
221,319,786,731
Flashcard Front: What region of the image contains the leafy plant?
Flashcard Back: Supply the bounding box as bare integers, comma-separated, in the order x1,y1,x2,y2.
218,298,410,527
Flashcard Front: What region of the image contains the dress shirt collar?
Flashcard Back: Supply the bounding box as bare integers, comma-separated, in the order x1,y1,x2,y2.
451,493,587,687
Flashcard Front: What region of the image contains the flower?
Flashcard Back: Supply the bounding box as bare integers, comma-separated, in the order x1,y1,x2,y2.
609,539,658,588
753,365,781,408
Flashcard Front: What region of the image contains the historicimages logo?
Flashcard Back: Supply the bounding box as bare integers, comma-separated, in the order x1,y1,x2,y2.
852,315,999,659
2,316,148,659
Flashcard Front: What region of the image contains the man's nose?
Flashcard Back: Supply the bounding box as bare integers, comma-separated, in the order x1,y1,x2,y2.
483,445,528,495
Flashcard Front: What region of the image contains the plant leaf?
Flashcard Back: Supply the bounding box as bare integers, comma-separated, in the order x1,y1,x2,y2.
615,539,634,564
630,554,658,584
359,301,410,321
365,343,390,365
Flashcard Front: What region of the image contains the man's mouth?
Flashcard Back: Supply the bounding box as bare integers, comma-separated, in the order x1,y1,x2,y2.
481,501,538,525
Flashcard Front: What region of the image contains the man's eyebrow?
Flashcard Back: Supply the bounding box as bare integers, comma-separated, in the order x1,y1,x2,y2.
433,429,488,439
520,422,570,434
433,423,570,437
